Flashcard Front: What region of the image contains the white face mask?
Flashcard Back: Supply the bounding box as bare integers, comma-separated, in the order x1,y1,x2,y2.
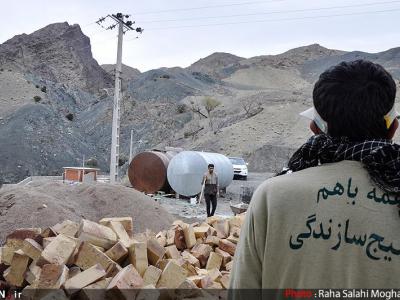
300,106,400,134
384,105,399,129
299,107,328,133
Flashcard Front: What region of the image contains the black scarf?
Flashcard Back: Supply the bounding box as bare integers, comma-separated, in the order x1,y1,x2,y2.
278,134,400,194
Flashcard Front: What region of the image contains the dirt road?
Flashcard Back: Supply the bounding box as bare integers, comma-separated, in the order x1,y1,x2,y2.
159,172,273,221
226,172,273,201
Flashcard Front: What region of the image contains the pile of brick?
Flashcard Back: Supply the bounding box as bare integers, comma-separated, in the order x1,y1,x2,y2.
0,213,245,299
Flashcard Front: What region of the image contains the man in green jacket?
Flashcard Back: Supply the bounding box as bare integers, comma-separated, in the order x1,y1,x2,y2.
229,60,400,297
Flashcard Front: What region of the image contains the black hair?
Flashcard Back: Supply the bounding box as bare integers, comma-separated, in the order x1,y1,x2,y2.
208,164,214,168
313,60,396,141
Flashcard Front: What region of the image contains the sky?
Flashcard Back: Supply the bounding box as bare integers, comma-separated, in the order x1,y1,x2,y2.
1,0,399,72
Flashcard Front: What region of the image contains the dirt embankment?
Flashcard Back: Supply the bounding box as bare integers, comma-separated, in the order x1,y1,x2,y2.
0,181,174,242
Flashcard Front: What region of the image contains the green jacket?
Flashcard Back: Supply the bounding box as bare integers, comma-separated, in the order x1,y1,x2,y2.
230,161,400,294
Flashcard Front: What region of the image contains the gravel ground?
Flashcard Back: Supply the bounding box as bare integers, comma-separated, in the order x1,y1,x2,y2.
158,172,273,221
0,173,272,242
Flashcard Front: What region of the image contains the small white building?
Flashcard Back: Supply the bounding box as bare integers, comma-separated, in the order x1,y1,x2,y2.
62,167,100,183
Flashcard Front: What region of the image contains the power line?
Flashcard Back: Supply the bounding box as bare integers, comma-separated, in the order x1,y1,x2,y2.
134,0,285,15
82,21,98,27
139,0,400,23
145,7,400,30
95,13,143,184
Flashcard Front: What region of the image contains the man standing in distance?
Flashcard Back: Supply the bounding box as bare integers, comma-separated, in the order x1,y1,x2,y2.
202,163,219,217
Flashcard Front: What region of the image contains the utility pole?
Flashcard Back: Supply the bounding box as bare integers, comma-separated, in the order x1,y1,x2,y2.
96,13,143,184
109,16,123,184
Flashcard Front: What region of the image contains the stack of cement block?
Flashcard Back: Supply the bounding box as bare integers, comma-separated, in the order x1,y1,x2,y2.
0,214,246,299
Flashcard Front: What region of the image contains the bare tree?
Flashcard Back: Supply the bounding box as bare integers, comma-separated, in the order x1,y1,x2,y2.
203,96,221,116
242,99,263,118
202,96,221,129
190,100,208,119
184,122,204,141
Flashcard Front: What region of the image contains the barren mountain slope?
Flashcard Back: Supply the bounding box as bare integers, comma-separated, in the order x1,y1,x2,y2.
245,44,345,70
223,65,310,90
101,63,141,82
0,70,46,117
1,22,400,184
189,52,244,79
0,22,112,93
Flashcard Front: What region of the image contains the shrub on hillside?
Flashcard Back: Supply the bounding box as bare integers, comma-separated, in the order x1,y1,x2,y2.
118,155,128,167
33,96,42,103
85,158,98,168
176,104,187,114
65,113,74,121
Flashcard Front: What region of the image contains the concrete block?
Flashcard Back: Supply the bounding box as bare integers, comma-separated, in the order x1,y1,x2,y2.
206,252,223,270
3,228,41,265
174,226,186,250
107,264,143,299
218,239,236,256
106,221,132,248
156,261,187,288
166,229,175,246
183,225,196,249
105,241,128,263
190,244,212,268
99,217,133,238
80,278,112,300
42,237,55,249
215,247,232,267
22,239,43,261
194,226,210,239
77,219,117,250
207,268,222,281
52,220,79,238
37,264,69,289
181,250,200,268
219,274,230,289
3,250,31,287
165,245,180,259
205,235,221,247
64,263,106,290
25,261,41,285
128,242,148,276
74,241,117,275
37,234,77,266
142,265,162,286
225,260,233,272
146,239,165,266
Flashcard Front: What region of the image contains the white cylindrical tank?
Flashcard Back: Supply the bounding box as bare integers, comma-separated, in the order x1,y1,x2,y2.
167,151,234,197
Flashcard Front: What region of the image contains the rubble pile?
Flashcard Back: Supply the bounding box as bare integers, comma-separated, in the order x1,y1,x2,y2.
0,214,245,299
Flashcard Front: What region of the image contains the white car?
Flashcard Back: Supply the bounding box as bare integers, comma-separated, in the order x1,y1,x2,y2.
229,157,248,180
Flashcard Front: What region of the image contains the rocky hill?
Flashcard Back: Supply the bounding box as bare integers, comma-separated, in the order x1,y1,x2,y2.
0,22,113,93
188,52,244,79
101,63,141,83
0,22,399,184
